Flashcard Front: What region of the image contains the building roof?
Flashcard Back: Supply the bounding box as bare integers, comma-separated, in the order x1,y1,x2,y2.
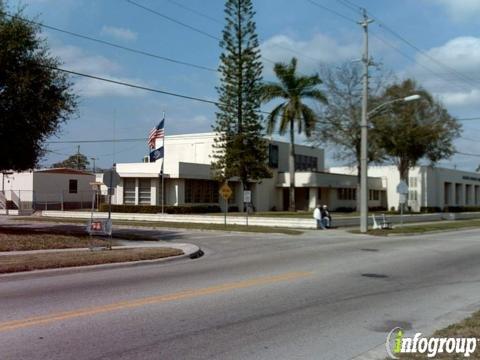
35,168,94,176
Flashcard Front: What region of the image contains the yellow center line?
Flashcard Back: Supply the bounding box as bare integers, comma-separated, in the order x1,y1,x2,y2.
0,271,312,333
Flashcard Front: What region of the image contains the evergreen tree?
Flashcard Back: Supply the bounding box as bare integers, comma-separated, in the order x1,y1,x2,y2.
212,0,270,191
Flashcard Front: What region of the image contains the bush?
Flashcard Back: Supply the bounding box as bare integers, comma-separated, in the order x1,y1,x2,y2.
443,206,480,213
369,206,388,212
420,206,442,213
335,207,356,213
99,204,221,214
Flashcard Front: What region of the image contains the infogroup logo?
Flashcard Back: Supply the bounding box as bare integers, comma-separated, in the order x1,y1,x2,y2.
386,327,477,358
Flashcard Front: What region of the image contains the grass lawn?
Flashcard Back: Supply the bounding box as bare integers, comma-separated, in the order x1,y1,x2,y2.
0,228,110,251
0,247,183,273
397,310,480,359
13,217,303,235
352,219,480,236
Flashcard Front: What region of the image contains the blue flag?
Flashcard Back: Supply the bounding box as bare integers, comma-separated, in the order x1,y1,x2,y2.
149,146,164,162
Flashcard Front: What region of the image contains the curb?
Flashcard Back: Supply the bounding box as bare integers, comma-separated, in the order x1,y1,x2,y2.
0,243,203,281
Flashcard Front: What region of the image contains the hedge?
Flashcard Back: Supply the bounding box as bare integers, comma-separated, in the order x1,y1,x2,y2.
99,204,221,214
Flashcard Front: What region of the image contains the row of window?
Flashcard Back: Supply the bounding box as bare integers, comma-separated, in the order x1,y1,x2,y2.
124,179,151,205
268,144,318,171
337,188,356,201
295,155,318,171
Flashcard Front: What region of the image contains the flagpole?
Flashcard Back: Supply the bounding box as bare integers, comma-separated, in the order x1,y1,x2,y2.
161,111,165,214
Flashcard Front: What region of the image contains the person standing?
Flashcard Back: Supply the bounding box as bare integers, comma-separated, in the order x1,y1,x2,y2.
313,205,324,229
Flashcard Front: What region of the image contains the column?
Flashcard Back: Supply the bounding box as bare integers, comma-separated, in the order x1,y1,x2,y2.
308,187,318,210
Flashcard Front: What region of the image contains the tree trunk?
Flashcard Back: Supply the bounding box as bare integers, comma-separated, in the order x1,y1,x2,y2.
289,120,296,212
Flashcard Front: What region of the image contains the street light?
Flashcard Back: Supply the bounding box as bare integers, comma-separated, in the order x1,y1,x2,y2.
359,94,421,233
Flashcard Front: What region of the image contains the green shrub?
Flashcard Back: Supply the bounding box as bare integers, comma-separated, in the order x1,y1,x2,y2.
443,206,480,213
420,206,442,213
99,204,221,214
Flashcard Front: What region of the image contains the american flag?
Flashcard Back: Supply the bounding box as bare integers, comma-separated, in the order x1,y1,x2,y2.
147,119,165,149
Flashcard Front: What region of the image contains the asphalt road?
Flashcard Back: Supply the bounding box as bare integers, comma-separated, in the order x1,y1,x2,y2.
1,221,480,360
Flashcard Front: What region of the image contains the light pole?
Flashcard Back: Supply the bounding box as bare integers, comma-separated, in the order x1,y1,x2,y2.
359,94,421,233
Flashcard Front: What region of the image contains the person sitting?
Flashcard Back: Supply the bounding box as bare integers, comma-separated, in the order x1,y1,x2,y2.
313,205,325,229
321,205,332,229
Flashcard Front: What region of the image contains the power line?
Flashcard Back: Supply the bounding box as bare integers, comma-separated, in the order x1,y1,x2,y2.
47,138,147,144
458,117,480,121
158,0,328,66
305,0,358,24
3,12,218,73
164,0,223,25
335,0,362,14
369,17,478,89
125,0,282,65
369,30,471,93
126,0,220,41
41,65,273,116
455,151,480,158
44,64,219,105
337,0,479,89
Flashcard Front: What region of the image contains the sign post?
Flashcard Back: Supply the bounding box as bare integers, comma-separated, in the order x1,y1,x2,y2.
396,181,409,226
243,190,251,226
219,183,232,228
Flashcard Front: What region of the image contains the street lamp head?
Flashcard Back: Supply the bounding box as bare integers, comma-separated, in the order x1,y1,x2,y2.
403,94,421,102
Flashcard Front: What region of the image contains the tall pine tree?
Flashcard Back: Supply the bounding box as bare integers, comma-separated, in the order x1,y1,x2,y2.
212,0,270,191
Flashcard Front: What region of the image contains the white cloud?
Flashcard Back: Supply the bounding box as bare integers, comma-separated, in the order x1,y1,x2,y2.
431,0,480,21
261,33,359,74
407,36,480,108
52,45,147,98
100,25,138,42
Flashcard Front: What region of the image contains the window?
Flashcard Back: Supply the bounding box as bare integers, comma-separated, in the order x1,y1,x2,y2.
268,144,279,169
409,177,418,188
68,179,78,194
185,180,219,204
408,190,418,201
369,190,380,201
123,178,136,205
295,154,318,171
337,188,356,201
138,179,151,205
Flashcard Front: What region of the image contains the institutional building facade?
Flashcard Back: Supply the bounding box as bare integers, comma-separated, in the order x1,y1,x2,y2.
330,165,480,212
111,133,387,211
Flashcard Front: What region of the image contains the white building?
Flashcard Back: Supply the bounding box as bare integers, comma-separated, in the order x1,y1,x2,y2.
0,168,95,211
111,132,387,211
330,165,480,212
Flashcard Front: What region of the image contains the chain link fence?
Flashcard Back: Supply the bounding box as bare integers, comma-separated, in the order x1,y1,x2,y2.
0,190,97,212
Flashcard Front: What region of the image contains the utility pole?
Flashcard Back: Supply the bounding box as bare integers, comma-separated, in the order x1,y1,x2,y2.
90,157,98,173
359,8,373,233
76,145,81,170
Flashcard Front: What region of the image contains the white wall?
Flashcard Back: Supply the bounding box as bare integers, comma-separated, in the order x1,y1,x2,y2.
1,172,34,202
33,172,95,203
330,165,480,211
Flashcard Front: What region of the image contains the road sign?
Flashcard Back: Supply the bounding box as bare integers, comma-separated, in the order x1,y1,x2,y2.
399,194,407,204
219,183,232,200
103,169,120,189
243,190,251,203
396,180,409,194
87,218,112,236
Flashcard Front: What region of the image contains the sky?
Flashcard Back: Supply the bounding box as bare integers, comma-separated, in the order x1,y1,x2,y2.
10,0,480,171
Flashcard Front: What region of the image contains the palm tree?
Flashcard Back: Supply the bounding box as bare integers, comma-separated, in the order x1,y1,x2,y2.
260,57,327,211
